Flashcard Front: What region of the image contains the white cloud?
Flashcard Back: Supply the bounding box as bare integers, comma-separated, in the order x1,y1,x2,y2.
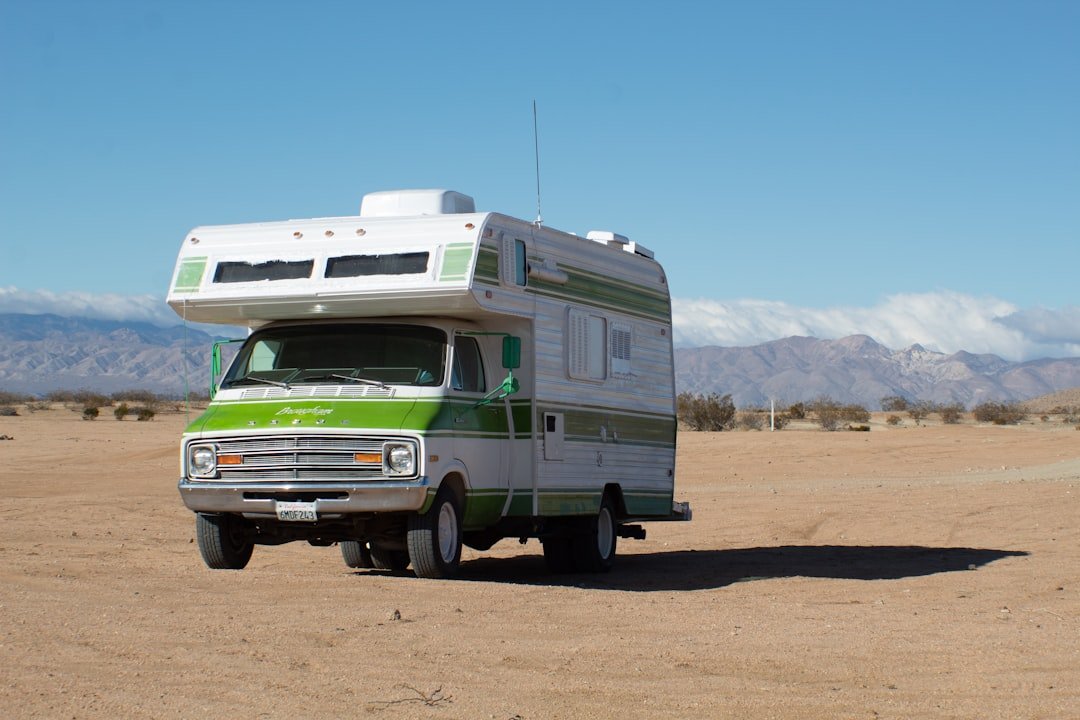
673,292,1080,360
2,287,1078,361
0,287,182,326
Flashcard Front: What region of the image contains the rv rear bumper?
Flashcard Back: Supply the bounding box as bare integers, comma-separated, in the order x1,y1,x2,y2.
178,477,431,516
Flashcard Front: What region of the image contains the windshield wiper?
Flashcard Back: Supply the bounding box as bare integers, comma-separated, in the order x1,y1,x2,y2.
235,376,292,389
330,373,387,389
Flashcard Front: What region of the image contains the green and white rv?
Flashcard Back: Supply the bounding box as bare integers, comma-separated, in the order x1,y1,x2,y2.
167,189,689,578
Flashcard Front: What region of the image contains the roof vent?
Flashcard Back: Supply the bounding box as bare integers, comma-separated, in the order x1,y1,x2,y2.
360,189,475,218
587,230,655,259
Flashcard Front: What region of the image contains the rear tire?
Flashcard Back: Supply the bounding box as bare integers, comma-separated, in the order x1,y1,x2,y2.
369,545,410,572
407,486,463,579
340,540,373,569
195,513,253,570
572,494,617,573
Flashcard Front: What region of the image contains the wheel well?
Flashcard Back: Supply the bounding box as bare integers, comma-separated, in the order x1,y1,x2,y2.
440,473,466,508
603,483,627,519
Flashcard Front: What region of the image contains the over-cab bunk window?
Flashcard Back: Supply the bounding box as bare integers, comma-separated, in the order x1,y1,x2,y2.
325,252,429,278
213,259,314,283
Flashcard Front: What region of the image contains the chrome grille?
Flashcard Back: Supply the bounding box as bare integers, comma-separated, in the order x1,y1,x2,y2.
199,434,415,482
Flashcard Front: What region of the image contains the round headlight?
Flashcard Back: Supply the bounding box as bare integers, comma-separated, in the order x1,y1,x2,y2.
191,446,217,475
385,445,415,475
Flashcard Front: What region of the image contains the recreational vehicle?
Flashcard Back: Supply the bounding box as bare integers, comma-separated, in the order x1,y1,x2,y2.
167,189,690,578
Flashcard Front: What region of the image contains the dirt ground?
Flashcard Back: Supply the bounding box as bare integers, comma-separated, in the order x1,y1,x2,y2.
1,407,1077,719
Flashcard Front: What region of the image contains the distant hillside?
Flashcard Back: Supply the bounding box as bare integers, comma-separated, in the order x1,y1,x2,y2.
0,313,236,396
675,335,1080,409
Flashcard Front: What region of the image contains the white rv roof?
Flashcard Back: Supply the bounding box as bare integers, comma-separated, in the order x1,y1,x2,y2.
167,210,489,325
166,189,659,326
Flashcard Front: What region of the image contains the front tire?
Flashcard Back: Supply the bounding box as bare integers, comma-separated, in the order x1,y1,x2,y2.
195,513,253,570
572,494,617,573
340,540,373,569
407,486,463,578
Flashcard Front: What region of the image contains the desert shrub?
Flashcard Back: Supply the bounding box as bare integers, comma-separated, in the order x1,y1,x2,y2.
114,403,130,421
82,406,99,421
736,411,765,431
0,406,18,417
907,401,935,425
135,407,156,422
0,390,34,404
25,401,50,413
886,414,903,426
772,413,788,430
972,402,1026,425
677,392,736,431
786,402,806,420
840,404,871,423
1041,415,1049,423
880,395,909,412
73,390,111,407
847,424,870,432
810,398,842,431
46,390,77,403
111,389,162,408
938,404,964,424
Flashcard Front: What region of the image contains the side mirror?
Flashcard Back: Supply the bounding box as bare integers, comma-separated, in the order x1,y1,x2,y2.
502,336,521,370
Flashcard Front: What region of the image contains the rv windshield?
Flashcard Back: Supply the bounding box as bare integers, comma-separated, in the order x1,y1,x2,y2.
221,324,447,389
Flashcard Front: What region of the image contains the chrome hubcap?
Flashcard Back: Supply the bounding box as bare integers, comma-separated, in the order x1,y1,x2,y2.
437,502,458,563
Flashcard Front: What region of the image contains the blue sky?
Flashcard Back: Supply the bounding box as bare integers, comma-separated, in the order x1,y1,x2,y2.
1,1,1078,358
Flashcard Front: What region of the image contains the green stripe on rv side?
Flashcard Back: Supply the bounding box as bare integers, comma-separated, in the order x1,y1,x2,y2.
185,397,533,436
538,404,676,448
439,243,474,281
474,247,670,323
173,257,208,293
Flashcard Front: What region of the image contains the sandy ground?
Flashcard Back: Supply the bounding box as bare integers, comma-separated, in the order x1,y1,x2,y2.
0,407,1077,719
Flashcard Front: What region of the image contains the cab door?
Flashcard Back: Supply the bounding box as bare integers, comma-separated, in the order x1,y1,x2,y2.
449,333,509,528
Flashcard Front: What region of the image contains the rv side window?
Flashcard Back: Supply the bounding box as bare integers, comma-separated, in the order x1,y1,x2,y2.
213,259,314,283
325,252,429,278
568,309,607,381
501,238,528,287
451,336,486,393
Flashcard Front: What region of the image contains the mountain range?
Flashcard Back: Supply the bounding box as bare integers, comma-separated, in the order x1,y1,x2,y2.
676,334,1080,408
1,313,1078,408
0,313,234,396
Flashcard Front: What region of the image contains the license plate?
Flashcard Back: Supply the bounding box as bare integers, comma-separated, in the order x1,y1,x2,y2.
276,501,317,522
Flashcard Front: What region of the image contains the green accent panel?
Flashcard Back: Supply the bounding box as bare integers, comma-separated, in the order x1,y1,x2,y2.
537,490,601,516
510,402,533,435
173,257,207,292
506,493,533,516
419,487,437,514
463,489,507,529
439,243,475,281
622,491,675,517
537,404,676,448
186,397,534,437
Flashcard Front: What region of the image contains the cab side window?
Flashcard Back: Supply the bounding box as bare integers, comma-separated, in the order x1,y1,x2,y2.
451,336,487,393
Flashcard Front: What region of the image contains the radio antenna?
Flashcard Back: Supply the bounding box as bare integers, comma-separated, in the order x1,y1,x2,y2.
533,99,543,227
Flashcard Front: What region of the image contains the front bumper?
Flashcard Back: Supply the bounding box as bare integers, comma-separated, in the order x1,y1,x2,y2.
178,477,431,517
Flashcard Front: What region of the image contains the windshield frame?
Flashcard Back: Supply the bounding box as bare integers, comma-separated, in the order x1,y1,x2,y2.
220,322,449,390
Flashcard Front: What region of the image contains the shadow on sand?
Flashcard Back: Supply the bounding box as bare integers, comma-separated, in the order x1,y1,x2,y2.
432,545,1029,592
